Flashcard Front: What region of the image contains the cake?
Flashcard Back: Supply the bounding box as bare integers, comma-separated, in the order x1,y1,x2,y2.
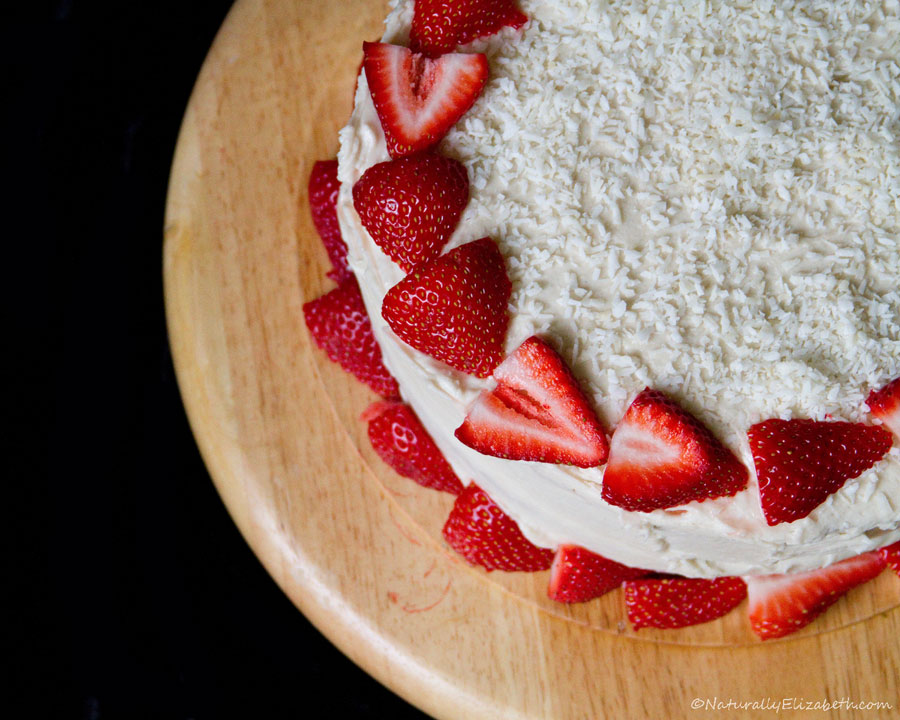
305,0,900,635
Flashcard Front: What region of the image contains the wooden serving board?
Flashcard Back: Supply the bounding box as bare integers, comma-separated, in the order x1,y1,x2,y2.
163,0,900,716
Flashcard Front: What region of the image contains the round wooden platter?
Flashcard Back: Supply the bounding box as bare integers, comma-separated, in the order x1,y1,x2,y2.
163,0,900,716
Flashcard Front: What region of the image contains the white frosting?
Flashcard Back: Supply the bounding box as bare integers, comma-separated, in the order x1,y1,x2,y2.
337,0,900,577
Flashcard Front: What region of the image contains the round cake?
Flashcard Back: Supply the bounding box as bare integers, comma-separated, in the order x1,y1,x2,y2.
336,0,900,578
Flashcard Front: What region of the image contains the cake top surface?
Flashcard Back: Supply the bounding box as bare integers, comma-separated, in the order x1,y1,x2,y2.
337,0,900,576
444,0,900,450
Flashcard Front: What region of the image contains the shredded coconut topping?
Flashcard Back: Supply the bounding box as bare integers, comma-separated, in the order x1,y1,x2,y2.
337,0,900,575
444,0,900,450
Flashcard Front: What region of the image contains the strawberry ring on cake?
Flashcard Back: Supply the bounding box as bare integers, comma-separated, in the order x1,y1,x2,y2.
304,0,900,637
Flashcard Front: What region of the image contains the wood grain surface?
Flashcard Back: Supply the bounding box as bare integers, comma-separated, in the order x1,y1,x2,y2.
163,0,900,716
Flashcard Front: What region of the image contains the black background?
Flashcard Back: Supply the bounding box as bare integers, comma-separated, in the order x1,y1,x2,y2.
10,1,430,717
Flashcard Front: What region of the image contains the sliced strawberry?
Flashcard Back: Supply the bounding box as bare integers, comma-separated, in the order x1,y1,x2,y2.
308,160,351,282
303,277,399,398
352,152,469,272
623,576,747,630
748,419,892,526
879,541,900,576
364,401,464,494
455,336,609,467
363,42,488,158
548,545,648,603
442,483,553,572
601,388,748,512
411,0,528,57
744,551,886,640
381,237,510,378
867,377,900,441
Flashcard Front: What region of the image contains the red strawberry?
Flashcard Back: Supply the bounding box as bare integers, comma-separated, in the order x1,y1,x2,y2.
352,152,469,273
867,377,900,441
744,551,886,640
455,336,609,467
308,160,351,282
364,401,464,494
748,419,892,526
548,545,648,603
601,388,748,512
303,276,399,398
623,576,747,630
411,0,528,57
363,42,488,158
381,237,510,378
879,541,900,576
442,483,554,572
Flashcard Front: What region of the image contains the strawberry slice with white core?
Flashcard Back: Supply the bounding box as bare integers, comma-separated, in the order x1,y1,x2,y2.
455,336,609,467
363,42,488,158
548,545,648,603
601,388,748,512
442,483,554,572
744,551,886,640
624,577,747,630
748,419,893,526
867,377,900,442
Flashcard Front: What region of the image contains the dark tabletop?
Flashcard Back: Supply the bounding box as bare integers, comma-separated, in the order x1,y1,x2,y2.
10,2,430,717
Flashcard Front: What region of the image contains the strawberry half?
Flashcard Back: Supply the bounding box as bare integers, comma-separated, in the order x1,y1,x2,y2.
601,388,748,512
623,577,747,630
548,545,648,603
410,0,528,57
303,276,399,399
364,401,464,494
363,42,488,158
867,377,900,442
748,419,892,526
744,551,886,640
455,336,609,467
442,483,554,572
352,152,469,272
879,541,900,577
381,237,511,378
308,160,351,282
